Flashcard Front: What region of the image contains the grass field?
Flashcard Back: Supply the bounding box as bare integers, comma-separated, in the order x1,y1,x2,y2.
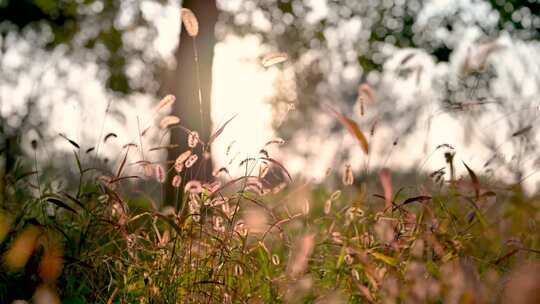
1,92,540,303
1,11,540,303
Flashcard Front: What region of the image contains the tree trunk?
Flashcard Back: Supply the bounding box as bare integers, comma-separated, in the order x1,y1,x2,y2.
161,0,218,206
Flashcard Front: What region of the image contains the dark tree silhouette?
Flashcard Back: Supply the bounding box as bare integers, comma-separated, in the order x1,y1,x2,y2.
161,0,218,205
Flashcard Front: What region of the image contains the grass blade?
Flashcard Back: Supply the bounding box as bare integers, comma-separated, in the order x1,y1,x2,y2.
329,107,369,154
261,157,292,181
463,161,480,200
46,198,78,215
59,133,80,149
208,114,238,146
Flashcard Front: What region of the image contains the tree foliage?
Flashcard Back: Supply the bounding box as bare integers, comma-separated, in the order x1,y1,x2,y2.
218,0,540,173
0,0,165,94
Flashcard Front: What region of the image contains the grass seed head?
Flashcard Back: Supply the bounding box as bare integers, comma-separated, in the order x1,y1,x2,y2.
156,94,175,112
155,165,166,183
172,175,182,188
261,52,288,68
181,8,199,37
159,115,180,129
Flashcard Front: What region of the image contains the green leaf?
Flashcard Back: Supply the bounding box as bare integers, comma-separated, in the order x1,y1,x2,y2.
45,197,78,215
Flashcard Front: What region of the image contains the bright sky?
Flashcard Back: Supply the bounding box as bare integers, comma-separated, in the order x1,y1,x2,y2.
211,35,278,174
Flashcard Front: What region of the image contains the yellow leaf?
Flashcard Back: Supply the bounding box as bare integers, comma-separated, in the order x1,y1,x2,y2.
330,108,369,154
370,251,398,267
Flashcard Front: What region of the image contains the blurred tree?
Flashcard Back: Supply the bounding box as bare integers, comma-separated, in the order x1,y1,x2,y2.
0,0,218,204
0,0,159,93
0,0,163,205
161,0,218,204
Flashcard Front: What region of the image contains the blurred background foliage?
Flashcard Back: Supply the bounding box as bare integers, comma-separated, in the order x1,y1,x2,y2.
2,0,540,193
0,0,163,93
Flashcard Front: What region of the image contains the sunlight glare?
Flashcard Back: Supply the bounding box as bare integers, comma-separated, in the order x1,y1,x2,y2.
211,35,277,175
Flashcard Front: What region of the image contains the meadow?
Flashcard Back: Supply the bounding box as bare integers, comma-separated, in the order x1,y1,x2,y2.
2,8,540,304
2,87,540,303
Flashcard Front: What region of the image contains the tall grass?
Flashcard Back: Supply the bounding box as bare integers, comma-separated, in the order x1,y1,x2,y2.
2,119,540,303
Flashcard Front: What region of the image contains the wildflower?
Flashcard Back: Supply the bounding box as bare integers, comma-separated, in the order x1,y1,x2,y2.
330,190,341,201
188,197,201,222
234,220,248,237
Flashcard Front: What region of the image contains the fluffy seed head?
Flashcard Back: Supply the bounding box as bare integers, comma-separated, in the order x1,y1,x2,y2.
185,154,198,168
172,175,182,188
188,131,200,148
184,180,203,194
159,115,180,129
181,8,199,37
261,52,288,68
175,150,192,172
155,165,166,183
156,94,175,112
